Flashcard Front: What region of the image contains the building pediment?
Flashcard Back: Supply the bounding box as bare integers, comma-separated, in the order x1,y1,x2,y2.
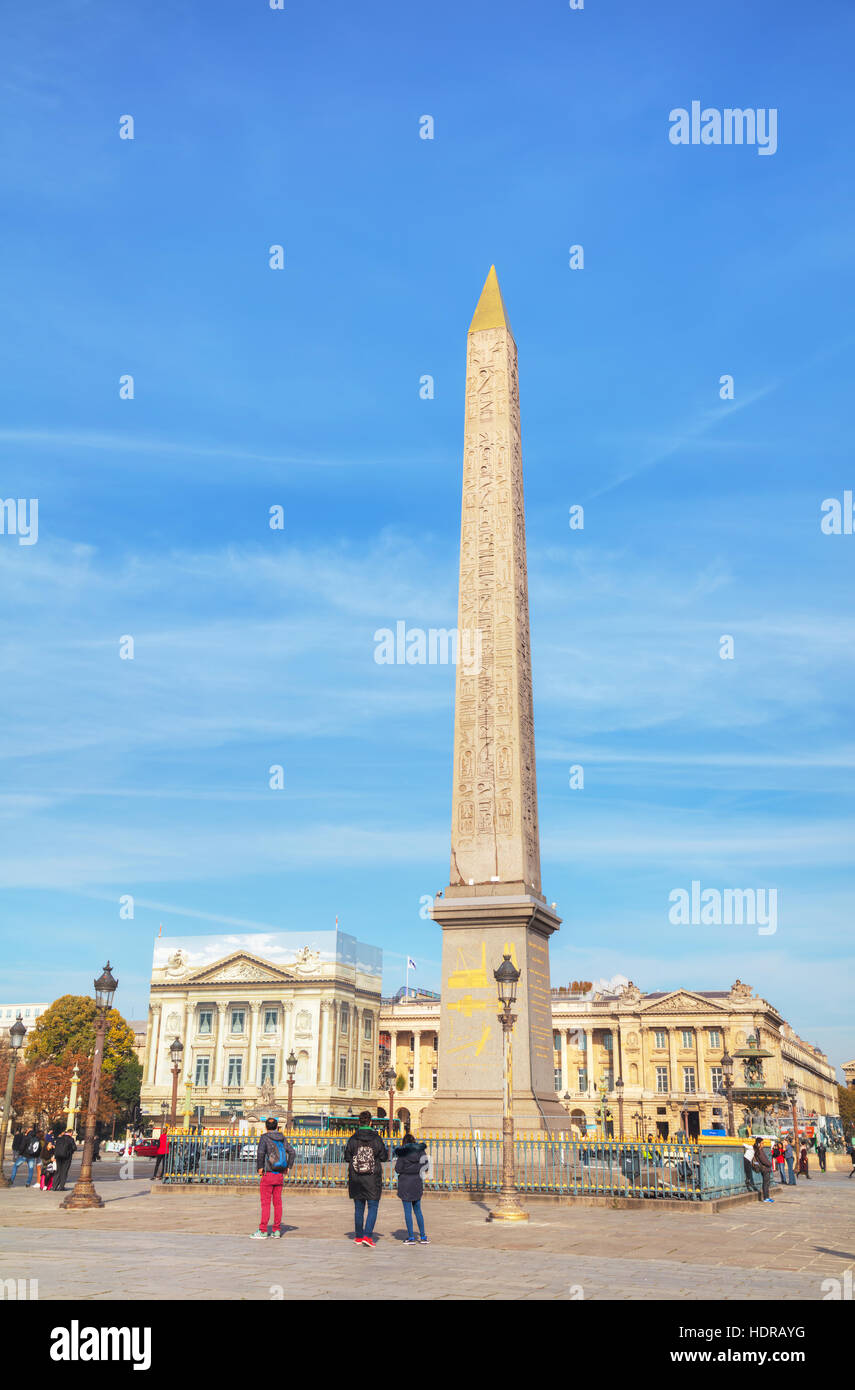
184,952,296,986
639,990,726,1015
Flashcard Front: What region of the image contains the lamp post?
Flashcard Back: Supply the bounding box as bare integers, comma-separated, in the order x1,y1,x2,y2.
597,1074,611,1139
285,1050,297,1127
487,953,528,1223
169,1038,183,1126
0,1014,27,1187
61,962,118,1210
183,1072,193,1132
382,1065,397,1139
721,1049,736,1137
787,1078,799,1145
615,1075,625,1140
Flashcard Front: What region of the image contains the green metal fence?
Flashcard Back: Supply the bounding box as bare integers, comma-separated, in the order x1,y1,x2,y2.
159,1131,747,1202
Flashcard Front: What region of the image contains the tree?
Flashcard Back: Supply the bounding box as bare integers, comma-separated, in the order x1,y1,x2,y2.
112,1057,142,1123
24,995,136,1075
0,1038,30,1126
838,1084,855,1140
26,1053,116,1130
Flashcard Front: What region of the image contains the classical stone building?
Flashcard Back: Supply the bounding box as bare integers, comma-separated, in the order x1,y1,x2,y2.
381,976,840,1138
140,932,383,1122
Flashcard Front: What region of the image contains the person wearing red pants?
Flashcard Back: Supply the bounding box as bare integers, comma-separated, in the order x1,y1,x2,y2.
250,1117,296,1239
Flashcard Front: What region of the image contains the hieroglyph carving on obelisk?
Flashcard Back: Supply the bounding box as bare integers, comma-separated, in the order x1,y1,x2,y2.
450,266,541,895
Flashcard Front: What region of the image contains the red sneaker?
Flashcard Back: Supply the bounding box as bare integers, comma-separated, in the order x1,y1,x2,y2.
353,1237,364,1245
361,1236,376,1248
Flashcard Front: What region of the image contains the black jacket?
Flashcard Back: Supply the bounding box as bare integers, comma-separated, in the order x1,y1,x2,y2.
256,1130,296,1175
753,1145,772,1173
55,1134,76,1161
21,1131,41,1159
344,1127,389,1201
394,1141,429,1203
11,1131,25,1156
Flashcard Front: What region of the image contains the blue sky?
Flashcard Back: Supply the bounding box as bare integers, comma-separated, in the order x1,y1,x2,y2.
1,0,853,1075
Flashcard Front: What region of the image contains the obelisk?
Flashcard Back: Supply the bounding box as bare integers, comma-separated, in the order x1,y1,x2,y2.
419,268,568,1132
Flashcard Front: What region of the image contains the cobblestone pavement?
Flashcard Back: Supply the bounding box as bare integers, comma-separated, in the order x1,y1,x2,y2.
1,1159,852,1300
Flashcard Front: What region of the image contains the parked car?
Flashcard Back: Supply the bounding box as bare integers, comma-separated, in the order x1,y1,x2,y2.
133,1140,161,1159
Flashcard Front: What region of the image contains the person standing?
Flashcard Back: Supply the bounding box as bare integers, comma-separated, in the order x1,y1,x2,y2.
784,1138,796,1186
798,1141,810,1179
92,1132,102,1162
742,1139,757,1193
394,1131,430,1245
250,1117,296,1240
40,1133,56,1190
817,1140,827,1173
53,1129,76,1191
152,1128,169,1180
773,1141,787,1185
753,1137,774,1203
344,1111,389,1247
846,1141,855,1178
10,1126,41,1187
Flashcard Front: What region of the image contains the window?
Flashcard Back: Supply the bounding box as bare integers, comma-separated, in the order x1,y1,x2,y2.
198,1010,212,1035
432,1067,438,1092
194,1057,210,1086
264,1009,278,1033
362,1060,372,1091
681,1029,694,1049
260,1056,275,1086
338,1054,347,1089
408,1067,414,1091
227,1056,242,1087
554,1069,562,1091
656,1066,669,1093
683,1066,696,1093
708,1029,721,1048
553,1030,561,1051
25,1008,31,1017
340,1004,349,1034
363,1014,372,1040
433,1035,438,1051
231,1010,245,1034
578,1068,588,1091
603,1032,613,1051
654,1030,667,1049
710,1066,723,1093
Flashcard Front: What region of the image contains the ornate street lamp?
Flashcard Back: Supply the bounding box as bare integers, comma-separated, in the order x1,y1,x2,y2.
487,953,528,1223
720,1049,736,1136
0,1014,27,1187
615,1075,625,1140
169,1037,183,1126
285,1050,297,1127
786,1077,799,1144
382,1064,397,1138
62,961,118,1210
596,1074,611,1139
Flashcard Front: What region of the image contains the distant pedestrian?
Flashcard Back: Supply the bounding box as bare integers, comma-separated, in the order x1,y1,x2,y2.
394,1130,430,1244
250,1117,296,1240
40,1134,57,1190
10,1126,41,1187
344,1110,389,1247
753,1137,774,1203
846,1142,855,1178
798,1142,810,1179
152,1128,169,1180
772,1142,787,1185
742,1140,757,1193
817,1141,827,1173
92,1133,102,1162
784,1139,796,1185
53,1129,76,1191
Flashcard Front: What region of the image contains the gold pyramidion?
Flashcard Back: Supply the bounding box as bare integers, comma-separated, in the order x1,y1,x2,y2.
468,265,513,335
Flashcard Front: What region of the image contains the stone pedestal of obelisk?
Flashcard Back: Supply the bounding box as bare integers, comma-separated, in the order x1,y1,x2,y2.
419,268,570,1133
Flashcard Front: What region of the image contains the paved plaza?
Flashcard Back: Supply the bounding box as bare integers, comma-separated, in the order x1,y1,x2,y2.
1,1156,853,1300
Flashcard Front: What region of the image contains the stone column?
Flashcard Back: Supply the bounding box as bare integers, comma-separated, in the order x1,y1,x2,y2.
413,1030,422,1094
248,1004,261,1091
669,1028,679,1119
561,1029,570,1096
214,1003,229,1087
146,1005,162,1086
390,1030,398,1083
695,1025,705,1100
280,1001,293,1090
316,1001,328,1087
585,1030,594,1096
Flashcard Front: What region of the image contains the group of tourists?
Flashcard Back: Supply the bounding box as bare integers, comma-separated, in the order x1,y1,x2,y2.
9,1125,77,1191
742,1135,830,1201
250,1111,430,1245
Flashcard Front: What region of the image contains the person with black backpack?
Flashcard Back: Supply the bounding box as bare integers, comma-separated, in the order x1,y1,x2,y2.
53,1129,77,1191
10,1125,41,1186
344,1111,389,1247
250,1117,296,1239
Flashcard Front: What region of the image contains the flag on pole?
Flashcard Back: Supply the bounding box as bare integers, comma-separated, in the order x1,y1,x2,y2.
407,957,417,971
158,923,163,938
